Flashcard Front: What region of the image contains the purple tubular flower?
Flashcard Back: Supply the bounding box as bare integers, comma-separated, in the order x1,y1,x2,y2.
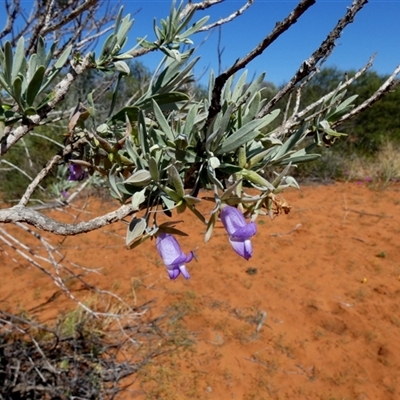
220,205,257,260
156,233,193,280
68,164,88,181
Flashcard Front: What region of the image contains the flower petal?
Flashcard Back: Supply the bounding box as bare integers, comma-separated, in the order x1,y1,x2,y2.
156,233,193,280
179,265,191,279
231,221,257,240
167,268,180,280
156,233,183,266
220,206,247,235
229,237,253,260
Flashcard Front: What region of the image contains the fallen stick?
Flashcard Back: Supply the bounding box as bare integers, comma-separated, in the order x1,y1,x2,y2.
270,223,302,237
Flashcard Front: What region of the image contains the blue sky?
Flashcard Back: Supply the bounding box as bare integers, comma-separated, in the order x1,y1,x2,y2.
6,1,400,86
120,0,400,86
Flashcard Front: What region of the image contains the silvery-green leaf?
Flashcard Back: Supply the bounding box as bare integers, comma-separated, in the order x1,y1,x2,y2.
36,36,46,68
116,14,133,47
53,45,72,69
284,176,300,189
148,157,159,181
242,91,261,125
110,105,139,123
125,169,152,186
13,76,23,108
4,42,13,85
26,65,45,106
183,194,201,206
126,217,146,247
271,162,292,188
179,15,209,38
162,185,182,202
232,70,248,102
183,103,199,137
220,179,243,201
152,99,174,141
208,156,220,170
12,37,25,84
131,188,147,210
204,211,217,242
242,169,274,191
114,60,130,74
168,164,184,198
273,124,307,160
138,110,150,154
108,165,122,200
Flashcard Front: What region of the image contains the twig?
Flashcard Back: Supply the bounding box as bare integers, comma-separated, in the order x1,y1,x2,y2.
205,0,315,129
332,64,400,128
270,223,302,237
259,0,368,117
198,0,254,32
344,208,393,219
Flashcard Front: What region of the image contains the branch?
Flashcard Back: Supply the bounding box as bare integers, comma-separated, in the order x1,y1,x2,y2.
18,137,88,207
332,64,400,128
258,0,369,117
198,0,254,32
273,56,375,138
0,202,136,236
0,56,92,157
0,0,20,40
205,0,316,129
41,0,98,36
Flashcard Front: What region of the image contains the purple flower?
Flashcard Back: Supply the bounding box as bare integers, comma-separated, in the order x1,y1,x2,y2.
156,233,193,280
68,163,88,181
61,190,69,198
220,205,257,260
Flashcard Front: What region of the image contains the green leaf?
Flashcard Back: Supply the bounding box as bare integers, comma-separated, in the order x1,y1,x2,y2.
53,45,72,69
26,65,45,106
180,16,209,38
216,109,280,155
148,156,159,182
44,42,57,69
116,14,134,48
110,106,139,123
242,169,275,191
138,110,150,154
131,188,147,211
12,37,25,84
125,169,152,186
138,92,189,112
242,91,261,125
13,76,23,109
114,60,130,74
168,164,185,198
152,99,174,142
126,217,147,247
36,36,46,68
4,42,13,85
232,70,248,103
108,165,122,201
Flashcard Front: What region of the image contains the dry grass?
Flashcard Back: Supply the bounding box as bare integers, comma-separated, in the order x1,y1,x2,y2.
345,140,400,184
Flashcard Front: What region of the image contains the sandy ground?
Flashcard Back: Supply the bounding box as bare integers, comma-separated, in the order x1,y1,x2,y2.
1,182,400,399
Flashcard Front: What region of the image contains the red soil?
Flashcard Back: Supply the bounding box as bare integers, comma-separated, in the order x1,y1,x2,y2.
2,182,400,399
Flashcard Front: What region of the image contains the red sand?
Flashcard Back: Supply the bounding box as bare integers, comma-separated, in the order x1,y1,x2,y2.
2,182,400,399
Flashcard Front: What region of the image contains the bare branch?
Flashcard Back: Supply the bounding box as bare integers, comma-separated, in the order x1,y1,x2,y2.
272,56,375,138
332,64,400,128
0,0,20,40
198,0,254,32
0,56,92,157
259,0,369,117
205,0,316,129
0,202,136,236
